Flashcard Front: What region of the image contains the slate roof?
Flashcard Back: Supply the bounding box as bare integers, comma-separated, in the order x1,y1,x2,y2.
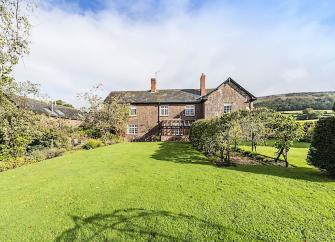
24,98,83,120
106,77,257,104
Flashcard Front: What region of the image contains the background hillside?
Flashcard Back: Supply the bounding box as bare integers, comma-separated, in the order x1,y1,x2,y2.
254,91,335,111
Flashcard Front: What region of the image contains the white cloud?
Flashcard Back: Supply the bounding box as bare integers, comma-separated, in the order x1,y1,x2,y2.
13,1,335,107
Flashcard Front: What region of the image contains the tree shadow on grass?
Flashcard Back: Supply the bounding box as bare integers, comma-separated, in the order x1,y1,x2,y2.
151,142,331,182
227,164,331,182
151,142,213,166
55,208,264,241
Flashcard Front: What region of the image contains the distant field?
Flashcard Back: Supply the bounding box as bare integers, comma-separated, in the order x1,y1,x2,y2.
279,110,334,121
1,142,335,241
255,91,335,111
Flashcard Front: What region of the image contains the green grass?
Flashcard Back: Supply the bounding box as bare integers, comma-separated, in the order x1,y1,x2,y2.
1,142,335,241
241,139,311,148
240,145,311,168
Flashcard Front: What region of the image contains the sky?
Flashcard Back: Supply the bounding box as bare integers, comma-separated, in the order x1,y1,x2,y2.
13,0,335,107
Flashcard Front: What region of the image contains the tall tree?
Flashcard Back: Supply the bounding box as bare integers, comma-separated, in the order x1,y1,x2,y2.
0,1,37,161
271,114,304,167
1,0,33,104
79,85,129,140
241,108,270,152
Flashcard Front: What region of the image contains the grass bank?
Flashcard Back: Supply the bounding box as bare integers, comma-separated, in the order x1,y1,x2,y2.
0,142,334,241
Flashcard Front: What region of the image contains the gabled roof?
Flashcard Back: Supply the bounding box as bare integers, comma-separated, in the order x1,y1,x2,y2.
205,77,257,101
106,77,256,104
24,98,83,120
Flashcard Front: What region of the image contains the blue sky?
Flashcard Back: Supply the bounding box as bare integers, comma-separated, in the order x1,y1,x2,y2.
49,0,335,24
13,0,335,106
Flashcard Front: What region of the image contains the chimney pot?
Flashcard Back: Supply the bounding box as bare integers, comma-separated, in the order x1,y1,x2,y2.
151,78,157,93
200,73,206,96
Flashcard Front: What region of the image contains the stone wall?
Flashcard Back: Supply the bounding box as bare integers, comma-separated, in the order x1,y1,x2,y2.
204,82,252,118
126,103,202,141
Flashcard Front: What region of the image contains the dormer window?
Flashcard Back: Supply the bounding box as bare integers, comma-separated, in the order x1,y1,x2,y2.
185,105,195,116
130,105,137,116
160,105,169,117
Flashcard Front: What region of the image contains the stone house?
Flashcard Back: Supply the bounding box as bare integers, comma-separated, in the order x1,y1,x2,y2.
106,74,257,141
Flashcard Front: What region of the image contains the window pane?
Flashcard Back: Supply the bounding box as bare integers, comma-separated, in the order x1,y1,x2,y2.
128,124,138,134
130,106,136,116
185,105,195,116
160,105,169,116
224,104,232,113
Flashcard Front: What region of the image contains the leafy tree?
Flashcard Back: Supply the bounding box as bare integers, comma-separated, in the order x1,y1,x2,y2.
190,115,240,165
55,100,74,108
333,102,335,112
297,108,321,120
0,105,38,161
1,0,33,104
308,117,335,175
0,0,37,161
271,114,304,167
79,85,129,140
240,108,270,152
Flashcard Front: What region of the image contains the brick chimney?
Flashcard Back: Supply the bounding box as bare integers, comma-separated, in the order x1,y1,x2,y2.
151,78,157,93
200,73,206,96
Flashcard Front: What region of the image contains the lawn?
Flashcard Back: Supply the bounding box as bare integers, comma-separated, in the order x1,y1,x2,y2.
0,142,335,241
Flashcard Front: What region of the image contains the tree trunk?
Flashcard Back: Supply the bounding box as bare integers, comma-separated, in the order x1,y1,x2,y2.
275,147,284,163
251,132,255,152
284,149,288,168
220,149,224,162
228,149,230,162
226,148,230,164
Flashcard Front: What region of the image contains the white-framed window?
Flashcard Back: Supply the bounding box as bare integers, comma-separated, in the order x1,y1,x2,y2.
130,105,137,116
171,121,182,136
224,103,232,113
160,105,169,116
127,124,138,135
185,105,195,116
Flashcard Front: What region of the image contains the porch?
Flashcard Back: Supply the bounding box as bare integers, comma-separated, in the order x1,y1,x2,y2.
160,119,195,141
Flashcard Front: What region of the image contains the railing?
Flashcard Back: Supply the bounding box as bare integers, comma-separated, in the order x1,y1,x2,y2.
160,119,194,127
160,119,195,136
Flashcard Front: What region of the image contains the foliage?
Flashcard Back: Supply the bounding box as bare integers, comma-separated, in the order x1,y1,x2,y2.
82,139,104,150
79,85,129,140
190,112,244,164
255,92,335,111
0,106,38,161
240,108,271,152
299,121,315,142
0,142,334,241
296,108,322,120
27,147,65,162
31,116,72,150
0,0,33,104
270,114,304,167
191,109,304,167
55,99,74,108
308,117,335,175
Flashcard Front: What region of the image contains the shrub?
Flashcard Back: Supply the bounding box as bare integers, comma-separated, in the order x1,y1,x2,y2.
101,133,124,144
82,139,104,150
299,121,315,142
308,117,335,175
0,158,28,172
27,148,66,162
31,116,72,150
